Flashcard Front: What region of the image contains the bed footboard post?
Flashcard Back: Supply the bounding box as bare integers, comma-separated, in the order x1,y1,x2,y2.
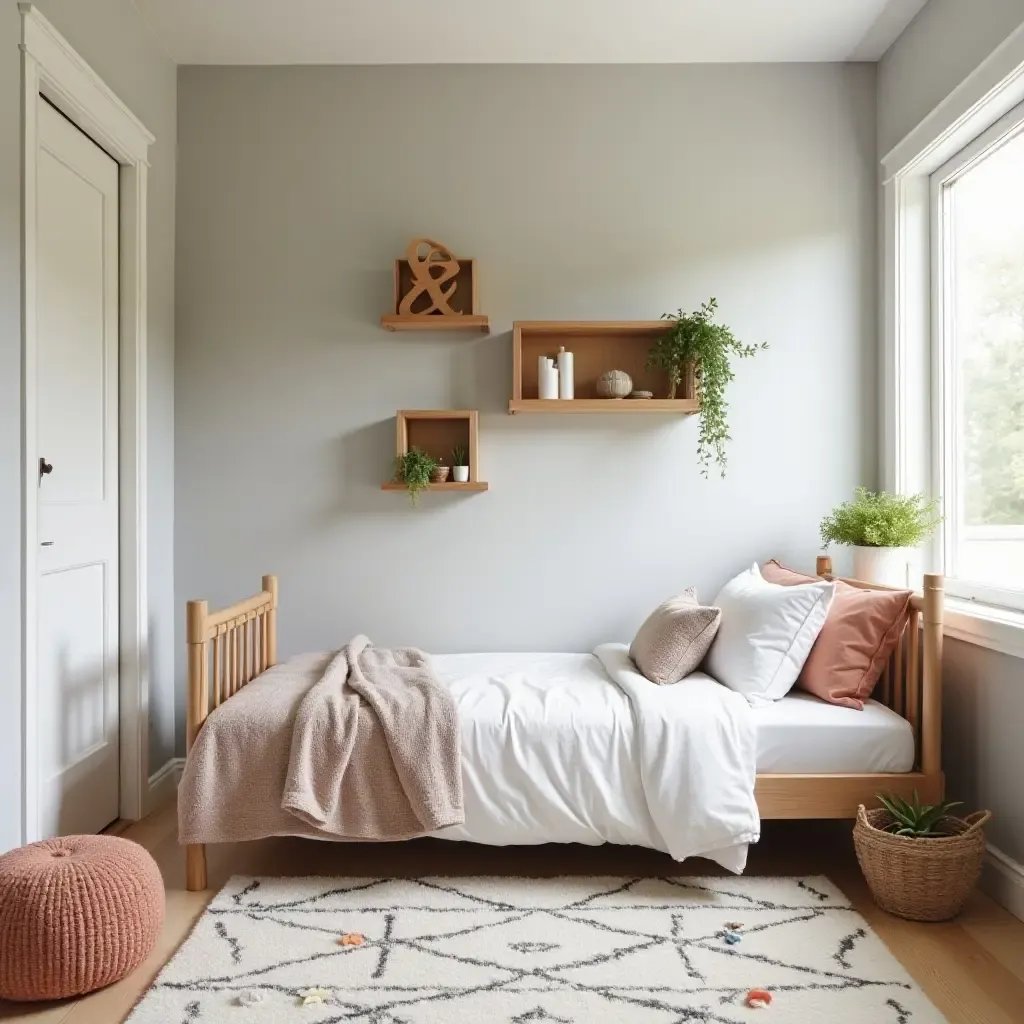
186,599,209,891
262,574,278,668
921,574,944,778
816,555,833,578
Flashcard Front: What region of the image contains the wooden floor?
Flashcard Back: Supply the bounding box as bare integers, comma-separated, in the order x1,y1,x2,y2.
2,800,1023,1023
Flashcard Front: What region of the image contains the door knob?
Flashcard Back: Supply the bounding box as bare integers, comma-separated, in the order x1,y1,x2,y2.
39,457,53,479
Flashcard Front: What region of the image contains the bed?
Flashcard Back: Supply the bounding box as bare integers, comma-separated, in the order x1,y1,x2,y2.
181,561,945,891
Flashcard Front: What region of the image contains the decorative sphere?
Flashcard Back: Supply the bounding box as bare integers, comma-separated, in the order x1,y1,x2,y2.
596,370,633,398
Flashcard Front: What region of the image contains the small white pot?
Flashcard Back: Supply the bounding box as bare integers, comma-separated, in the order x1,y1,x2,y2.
452,466,470,483
851,546,911,588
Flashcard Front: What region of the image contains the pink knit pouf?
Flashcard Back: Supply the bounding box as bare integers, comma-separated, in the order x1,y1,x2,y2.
0,835,165,1001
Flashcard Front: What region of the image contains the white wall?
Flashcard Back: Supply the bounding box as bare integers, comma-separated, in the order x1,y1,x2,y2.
0,0,177,851
878,0,1024,156
879,1,1024,867
174,63,878,752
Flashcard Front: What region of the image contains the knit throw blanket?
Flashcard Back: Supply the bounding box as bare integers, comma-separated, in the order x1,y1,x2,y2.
281,636,464,839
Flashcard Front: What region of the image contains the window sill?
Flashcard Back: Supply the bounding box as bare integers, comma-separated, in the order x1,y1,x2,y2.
943,597,1024,660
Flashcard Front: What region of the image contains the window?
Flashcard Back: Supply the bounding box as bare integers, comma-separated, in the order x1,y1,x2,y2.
932,105,1024,611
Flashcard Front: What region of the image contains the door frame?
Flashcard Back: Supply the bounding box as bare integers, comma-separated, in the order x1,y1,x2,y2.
20,4,154,841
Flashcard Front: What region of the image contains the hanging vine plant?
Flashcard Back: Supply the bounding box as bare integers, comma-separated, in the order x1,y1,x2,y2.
647,297,767,478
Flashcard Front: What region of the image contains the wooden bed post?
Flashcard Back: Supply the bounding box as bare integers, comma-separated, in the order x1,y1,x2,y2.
185,598,209,893
816,555,833,577
262,574,278,668
921,573,944,777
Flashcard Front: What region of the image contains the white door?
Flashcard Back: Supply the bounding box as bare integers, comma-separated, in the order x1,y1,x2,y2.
35,99,120,838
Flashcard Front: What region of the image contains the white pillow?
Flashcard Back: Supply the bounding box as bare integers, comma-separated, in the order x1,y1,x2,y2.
704,563,835,707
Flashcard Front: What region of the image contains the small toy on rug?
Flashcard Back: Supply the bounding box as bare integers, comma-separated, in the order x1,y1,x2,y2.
745,989,773,1009
722,929,743,945
338,932,365,947
725,921,744,930
236,990,265,1007
299,987,331,1006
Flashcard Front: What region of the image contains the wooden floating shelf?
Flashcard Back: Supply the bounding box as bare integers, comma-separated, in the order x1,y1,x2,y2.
381,481,489,492
381,314,490,333
509,398,698,415
510,320,698,414
384,409,487,495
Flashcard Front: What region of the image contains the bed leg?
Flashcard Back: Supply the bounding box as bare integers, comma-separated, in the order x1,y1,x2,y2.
186,844,208,892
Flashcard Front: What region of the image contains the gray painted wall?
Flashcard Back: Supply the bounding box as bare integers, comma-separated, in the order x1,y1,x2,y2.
175,63,878,753
880,0,1024,865
943,640,1024,862
0,0,176,852
878,0,1024,156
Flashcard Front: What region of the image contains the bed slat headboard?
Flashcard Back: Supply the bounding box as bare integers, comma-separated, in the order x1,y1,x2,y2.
815,556,943,774
185,575,278,751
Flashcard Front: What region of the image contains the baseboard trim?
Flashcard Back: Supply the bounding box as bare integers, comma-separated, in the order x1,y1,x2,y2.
981,845,1024,923
146,756,184,816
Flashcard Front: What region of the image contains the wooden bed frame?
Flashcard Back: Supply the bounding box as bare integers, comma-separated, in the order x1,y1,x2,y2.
183,562,944,891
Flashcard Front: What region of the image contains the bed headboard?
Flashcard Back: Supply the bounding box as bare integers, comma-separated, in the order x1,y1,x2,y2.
815,556,943,775
185,575,278,752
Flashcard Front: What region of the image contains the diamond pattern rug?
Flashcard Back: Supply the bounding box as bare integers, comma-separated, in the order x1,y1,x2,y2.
128,875,946,1022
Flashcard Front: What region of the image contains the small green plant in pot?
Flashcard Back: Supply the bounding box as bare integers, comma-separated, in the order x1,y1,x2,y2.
854,792,991,921
394,447,437,506
648,297,767,478
819,487,941,587
451,444,469,483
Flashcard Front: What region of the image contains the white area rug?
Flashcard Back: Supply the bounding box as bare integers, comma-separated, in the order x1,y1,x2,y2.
128,875,946,1022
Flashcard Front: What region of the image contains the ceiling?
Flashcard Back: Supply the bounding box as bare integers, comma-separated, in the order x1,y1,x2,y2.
132,0,929,65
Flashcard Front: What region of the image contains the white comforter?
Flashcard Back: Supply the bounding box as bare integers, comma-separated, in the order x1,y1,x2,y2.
429,644,760,872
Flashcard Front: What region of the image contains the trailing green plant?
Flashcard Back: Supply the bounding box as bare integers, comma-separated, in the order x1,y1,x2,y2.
451,444,468,466
648,297,767,478
877,792,963,839
820,488,942,549
394,447,437,507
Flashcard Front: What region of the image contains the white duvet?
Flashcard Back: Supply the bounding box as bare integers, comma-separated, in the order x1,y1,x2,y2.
429,644,760,872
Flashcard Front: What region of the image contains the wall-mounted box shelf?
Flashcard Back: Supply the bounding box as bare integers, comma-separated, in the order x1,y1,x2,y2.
380,242,489,332
382,409,488,493
509,321,699,415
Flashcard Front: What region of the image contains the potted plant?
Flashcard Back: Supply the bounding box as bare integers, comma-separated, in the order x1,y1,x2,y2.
648,297,767,477
854,794,990,921
393,447,437,506
451,444,470,483
819,487,941,587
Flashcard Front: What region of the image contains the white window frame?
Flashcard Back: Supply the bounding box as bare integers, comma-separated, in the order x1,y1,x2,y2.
882,21,1024,658
929,102,1024,614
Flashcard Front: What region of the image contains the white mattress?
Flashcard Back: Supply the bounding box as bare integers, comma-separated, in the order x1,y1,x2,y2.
435,652,915,776
751,691,914,773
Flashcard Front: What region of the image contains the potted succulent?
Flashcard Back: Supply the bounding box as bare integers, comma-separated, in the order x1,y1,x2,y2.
451,444,470,483
854,794,990,921
393,447,437,506
648,297,767,477
819,487,941,587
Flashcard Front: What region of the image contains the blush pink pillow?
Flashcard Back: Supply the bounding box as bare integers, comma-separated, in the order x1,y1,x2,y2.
761,560,912,710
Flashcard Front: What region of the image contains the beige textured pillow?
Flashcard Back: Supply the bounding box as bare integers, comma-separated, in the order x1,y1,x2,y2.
630,589,722,685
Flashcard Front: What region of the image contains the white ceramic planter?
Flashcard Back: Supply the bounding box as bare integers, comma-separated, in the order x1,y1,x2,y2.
851,546,911,588
452,466,470,483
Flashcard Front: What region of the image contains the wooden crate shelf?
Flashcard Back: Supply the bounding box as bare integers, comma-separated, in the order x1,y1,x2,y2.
509,321,699,415
381,241,489,333
383,409,487,493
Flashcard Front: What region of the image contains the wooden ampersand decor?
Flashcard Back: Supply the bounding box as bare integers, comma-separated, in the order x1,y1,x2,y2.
398,238,463,316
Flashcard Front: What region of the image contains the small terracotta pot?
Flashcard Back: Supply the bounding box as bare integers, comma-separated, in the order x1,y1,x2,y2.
431,466,450,483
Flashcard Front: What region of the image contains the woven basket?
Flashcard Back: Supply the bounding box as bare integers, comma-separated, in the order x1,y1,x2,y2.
430,466,450,483
854,804,990,921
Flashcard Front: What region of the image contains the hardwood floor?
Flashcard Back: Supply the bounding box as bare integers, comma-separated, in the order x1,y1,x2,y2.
2,801,1023,1023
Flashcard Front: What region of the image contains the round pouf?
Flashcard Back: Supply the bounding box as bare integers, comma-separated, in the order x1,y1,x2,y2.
0,835,164,1001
